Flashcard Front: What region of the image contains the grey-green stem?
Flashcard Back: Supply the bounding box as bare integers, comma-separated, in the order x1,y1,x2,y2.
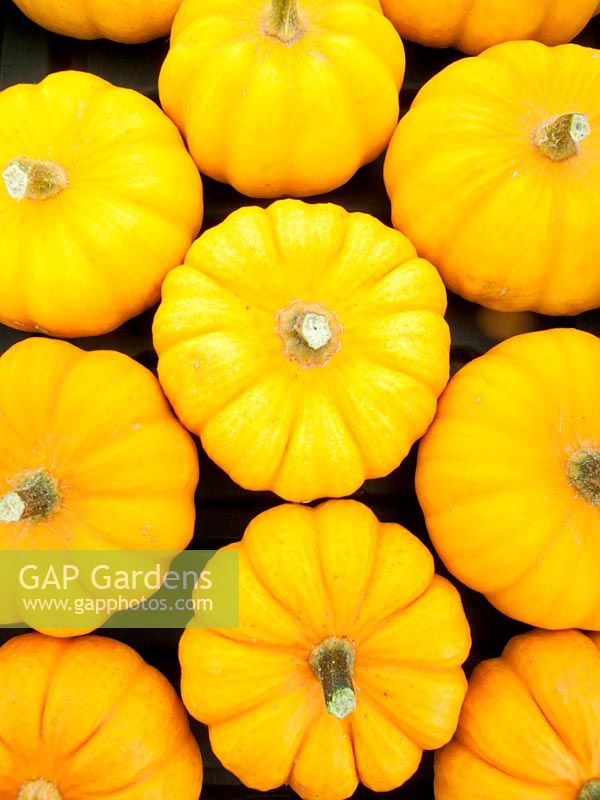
579,779,600,800
18,779,63,800
276,300,342,368
2,157,68,201
568,449,600,506
534,113,590,162
265,0,302,43
0,470,59,523
310,637,356,720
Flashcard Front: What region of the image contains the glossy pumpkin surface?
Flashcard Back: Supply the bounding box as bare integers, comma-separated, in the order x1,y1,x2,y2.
416,328,600,630
0,70,203,337
180,500,471,800
153,199,450,502
159,0,405,198
379,0,600,55
0,336,198,631
11,0,183,43
436,629,600,800
385,41,600,315
0,632,203,799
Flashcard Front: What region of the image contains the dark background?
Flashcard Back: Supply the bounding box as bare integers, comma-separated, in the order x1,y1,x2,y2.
0,4,599,797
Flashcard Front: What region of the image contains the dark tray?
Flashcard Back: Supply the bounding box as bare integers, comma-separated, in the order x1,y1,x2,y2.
1,4,599,798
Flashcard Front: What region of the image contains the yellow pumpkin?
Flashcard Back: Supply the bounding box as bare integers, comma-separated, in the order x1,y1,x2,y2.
416,328,600,630
436,629,600,800
11,0,183,43
384,41,600,316
0,632,203,799
158,0,405,198
379,0,600,55
0,337,198,633
0,70,203,338
180,500,471,800
153,199,449,502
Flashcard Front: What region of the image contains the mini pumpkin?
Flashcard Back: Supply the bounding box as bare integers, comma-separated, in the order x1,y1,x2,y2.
416,328,600,630
158,0,405,198
0,337,198,633
379,0,600,55
384,41,600,316
11,0,183,43
0,70,202,338
153,199,450,502
0,632,203,799
180,500,471,800
436,629,600,800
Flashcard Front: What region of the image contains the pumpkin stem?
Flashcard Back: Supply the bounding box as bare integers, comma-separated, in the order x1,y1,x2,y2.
2,157,68,201
568,449,600,506
265,0,303,43
533,113,590,162
0,470,59,523
276,300,342,368
310,637,356,720
18,779,63,800
579,779,600,800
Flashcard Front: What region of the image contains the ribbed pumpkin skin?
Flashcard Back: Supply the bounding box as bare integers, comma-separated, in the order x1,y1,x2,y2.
435,629,600,800
158,0,405,198
12,0,183,43
384,42,600,316
153,199,450,503
0,71,203,337
180,500,471,800
379,0,600,55
0,633,203,799
416,329,600,630
0,337,198,552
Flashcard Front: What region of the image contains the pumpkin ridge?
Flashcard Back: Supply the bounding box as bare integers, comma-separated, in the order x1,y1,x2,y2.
339,511,383,635
350,678,419,750
353,576,434,646
194,625,309,657
186,258,275,315
503,637,598,777
271,411,299,492
239,543,318,647
351,319,449,395
99,711,195,794
486,501,589,606
58,656,147,762
349,352,439,406
326,390,366,474
452,726,558,788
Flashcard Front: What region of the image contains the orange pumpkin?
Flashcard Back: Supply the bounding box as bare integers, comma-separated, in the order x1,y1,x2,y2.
153,199,450,502
0,337,198,633
384,41,600,316
0,70,202,338
379,0,600,55
180,500,471,800
0,632,202,799
158,0,405,198
11,0,183,43
416,328,600,630
436,629,600,800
